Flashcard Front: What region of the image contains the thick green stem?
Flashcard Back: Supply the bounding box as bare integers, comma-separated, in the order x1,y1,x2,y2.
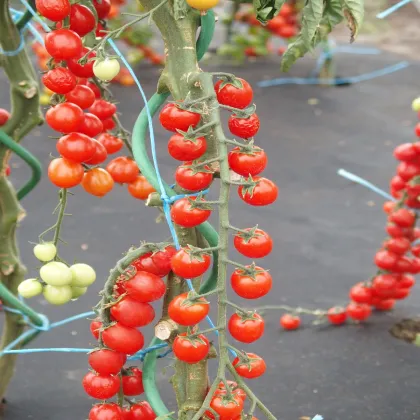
0,0,42,401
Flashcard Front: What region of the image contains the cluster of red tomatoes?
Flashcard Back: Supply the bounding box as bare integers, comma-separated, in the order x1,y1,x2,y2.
85,247,177,419
35,0,156,199
234,3,299,57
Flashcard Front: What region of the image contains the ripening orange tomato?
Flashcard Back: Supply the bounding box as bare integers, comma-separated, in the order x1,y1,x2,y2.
48,158,84,188
82,168,114,197
127,175,155,200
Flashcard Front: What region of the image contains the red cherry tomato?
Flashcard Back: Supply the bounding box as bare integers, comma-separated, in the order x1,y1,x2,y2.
89,403,123,420
35,0,70,21
398,274,415,288
124,271,166,302
89,100,117,120
346,302,371,321
86,139,108,165
131,246,176,277
102,117,116,131
96,133,123,154
82,372,120,399
374,249,398,271
327,307,347,325
0,109,10,126
88,349,126,375
167,133,207,161
67,47,96,78
87,81,101,98
69,4,96,36
173,333,209,364
48,158,84,188
56,132,96,163
78,113,104,137
208,394,244,420
231,266,272,299
170,197,211,228
233,228,272,258
214,77,253,109
128,175,156,200
383,237,411,255
277,24,297,38
46,102,84,133
372,274,398,299
106,157,139,183
349,282,373,304
383,201,397,214
102,323,144,354
228,312,264,343
393,143,419,161
238,176,278,206
110,296,155,328
65,84,96,109
82,168,114,197
228,113,260,138
125,402,156,420
389,208,416,227
90,319,102,339
45,29,82,60
175,162,213,192
372,298,395,311
397,161,420,181
214,380,246,401
168,292,210,326
228,146,267,177
42,67,76,94
393,287,411,300
159,103,200,132
170,248,211,278
93,0,111,18
232,353,266,378
280,313,300,330
122,367,144,396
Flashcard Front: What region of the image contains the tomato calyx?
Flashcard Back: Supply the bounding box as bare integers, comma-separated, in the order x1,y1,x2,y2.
177,331,209,348
183,244,212,260
180,290,210,308
215,75,245,91
175,126,206,144
183,161,214,175
234,309,261,323
236,262,267,278
234,225,264,244
237,176,261,197
232,351,262,369
223,103,256,119
184,195,213,211
229,142,263,157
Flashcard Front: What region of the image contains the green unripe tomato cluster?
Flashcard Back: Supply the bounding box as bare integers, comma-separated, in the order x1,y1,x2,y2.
18,244,97,305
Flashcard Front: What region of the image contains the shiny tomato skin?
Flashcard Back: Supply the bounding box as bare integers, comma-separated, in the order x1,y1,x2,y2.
90,319,102,339
87,81,101,98
346,302,371,321
228,312,264,343
393,287,411,300
173,333,209,364
280,313,300,330
159,103,200,132
383,237,411,255
128,175,156,200
349,282,373,304
214,381,246,401
398,274,415,288
232,353,266,379
88,349,126,375
65,84,96,109
228,146,267,176
90,100,117,120
86,139,108,165
89,403,123,420
231,266,272,299
122,368,144,396
56,132,96,163
96,133,123,154
125,271,166,302
175,162,213,192
389,208,416,227
168,292,209,326
215,78,253,109
106,157,139,184
170,197,211,228
0,109,10,126
93,0,111,18
102,323,144,354
372,274,398,299
42,67,76,94
36,0,70,21
82,371,120,399
126,402,156,420
327,307,347,325
48,158,84,188
67,47,96,78
209,395,244,420
372,298,395,311
170,248,211,278
228,113,260,138
78,113,104,137
69,4,96,36
383,201,396,214
131,246,176,277
233,228,272,258
238,177,278,206
110,296,155,328
167,133,207,161
393,143,419,161
46,102,84,133
397,161,420,181
82,168,114,197
102,117,116,131
374,249,399,271
45,29,82,60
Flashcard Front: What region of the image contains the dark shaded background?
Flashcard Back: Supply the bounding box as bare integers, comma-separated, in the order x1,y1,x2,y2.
1,51,420,420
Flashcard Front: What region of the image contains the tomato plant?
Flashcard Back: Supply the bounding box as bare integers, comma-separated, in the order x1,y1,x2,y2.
172,333,210,364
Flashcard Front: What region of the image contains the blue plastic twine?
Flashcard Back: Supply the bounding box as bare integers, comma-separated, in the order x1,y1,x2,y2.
376,0,412,18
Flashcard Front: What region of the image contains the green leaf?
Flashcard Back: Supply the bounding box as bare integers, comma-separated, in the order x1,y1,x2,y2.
253,0,285,24
174,0,191,20
340,0,364,41
300,0,324,45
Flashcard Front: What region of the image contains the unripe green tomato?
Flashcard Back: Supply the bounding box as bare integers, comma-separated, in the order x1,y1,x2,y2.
33,243,57,262
43,285,73,305
412,98,420,112
70,263,96,287
71,286,87,299
18,279,43,298
40,261,72,286
93,58,121,81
